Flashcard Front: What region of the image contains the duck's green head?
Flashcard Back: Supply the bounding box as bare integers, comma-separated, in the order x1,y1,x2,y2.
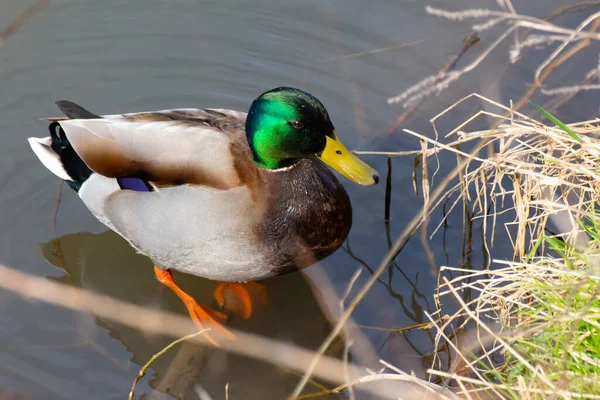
246,87,378,186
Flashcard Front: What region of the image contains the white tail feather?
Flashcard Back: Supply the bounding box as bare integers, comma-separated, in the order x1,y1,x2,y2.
28,137,73,181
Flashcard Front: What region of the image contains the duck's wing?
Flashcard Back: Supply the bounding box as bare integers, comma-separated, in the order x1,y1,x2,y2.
47,103,270,279
58,104,257,190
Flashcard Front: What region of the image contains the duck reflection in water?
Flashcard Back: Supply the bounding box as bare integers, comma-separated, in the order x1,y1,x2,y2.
41,231,347,400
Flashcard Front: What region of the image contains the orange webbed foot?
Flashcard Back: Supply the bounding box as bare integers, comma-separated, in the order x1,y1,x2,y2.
214,281,267,319
154,266,235,346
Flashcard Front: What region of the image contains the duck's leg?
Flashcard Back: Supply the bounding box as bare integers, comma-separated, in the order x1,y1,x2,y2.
154,266,235,344
213,282,268,319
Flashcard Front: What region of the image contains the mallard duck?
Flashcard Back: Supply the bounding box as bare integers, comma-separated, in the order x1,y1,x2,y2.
28,87,378,341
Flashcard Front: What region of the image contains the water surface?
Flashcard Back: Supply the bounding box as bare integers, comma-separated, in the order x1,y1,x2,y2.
0,0,597,398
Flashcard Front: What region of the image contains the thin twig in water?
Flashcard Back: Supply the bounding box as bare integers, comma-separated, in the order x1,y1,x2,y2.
50,181,66,270
322,39,427,62
129,331,207,400
384,157,392,222
356,321,434,332
339,269,362,400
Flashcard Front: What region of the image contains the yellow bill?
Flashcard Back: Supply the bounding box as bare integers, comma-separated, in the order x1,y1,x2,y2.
318,132,379,186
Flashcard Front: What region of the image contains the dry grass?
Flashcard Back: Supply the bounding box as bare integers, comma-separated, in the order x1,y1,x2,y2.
416,93,600,255
387,1,600,109
395,92,600,399
380,5,600,396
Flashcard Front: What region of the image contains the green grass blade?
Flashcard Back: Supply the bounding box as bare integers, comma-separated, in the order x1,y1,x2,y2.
525,235,544,263
530,101,582,143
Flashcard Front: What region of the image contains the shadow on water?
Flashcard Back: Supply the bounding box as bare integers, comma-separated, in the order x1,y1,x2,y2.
40,231,346,399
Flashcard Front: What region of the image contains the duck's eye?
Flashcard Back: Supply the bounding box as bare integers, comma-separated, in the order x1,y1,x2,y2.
290,121,304,129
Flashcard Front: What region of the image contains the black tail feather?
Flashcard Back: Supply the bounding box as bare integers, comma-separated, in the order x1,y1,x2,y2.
49,121,93,193
55,100,100,119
